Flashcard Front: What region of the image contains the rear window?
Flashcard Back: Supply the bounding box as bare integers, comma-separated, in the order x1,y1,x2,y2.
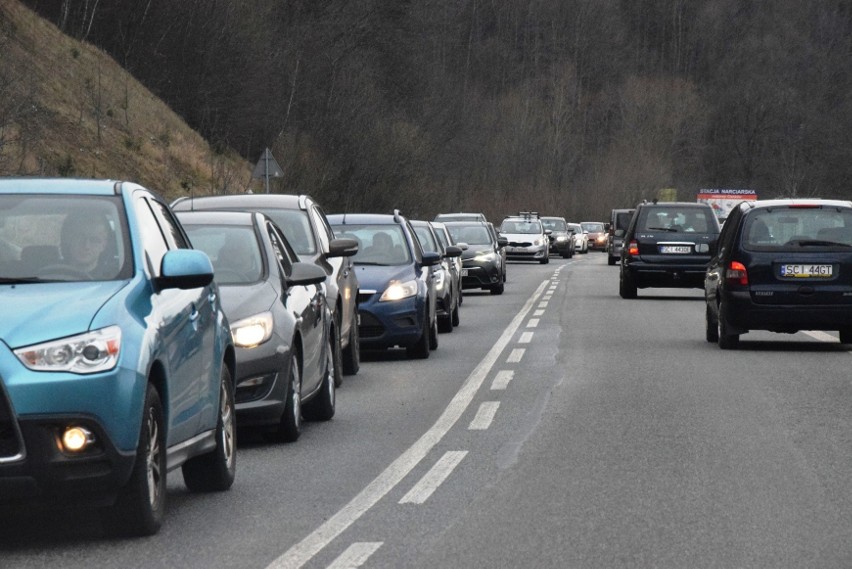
638,206,716,233
743,207,852,250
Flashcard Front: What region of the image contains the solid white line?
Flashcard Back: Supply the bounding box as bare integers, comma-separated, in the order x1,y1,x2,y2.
527,319,539,328
802,330,838,343
507,348,525,363
469,402,501,430
265,279,550,569
533,309,545,317
490,370,514,390
518,331,533,344
326,543,383,569
399,451,468,504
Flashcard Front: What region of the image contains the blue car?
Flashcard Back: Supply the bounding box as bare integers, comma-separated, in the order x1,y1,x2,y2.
0,178,236,536
328,211,441,359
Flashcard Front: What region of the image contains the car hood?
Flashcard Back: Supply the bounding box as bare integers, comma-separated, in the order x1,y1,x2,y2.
0,281,127,348
219,280,277,321
355,264,415,291
502,232,543,242
461,247,495,260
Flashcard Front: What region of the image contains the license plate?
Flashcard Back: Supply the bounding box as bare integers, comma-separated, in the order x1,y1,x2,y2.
461,269,469,277
780,264,833,278
659,245,691,254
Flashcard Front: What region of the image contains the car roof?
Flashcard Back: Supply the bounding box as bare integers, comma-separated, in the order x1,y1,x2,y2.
540,216,566,220
637,201,712,208
172,193,307,211
742,198,852,210
441,220,488,227
327,212,406,225
0,177,129,196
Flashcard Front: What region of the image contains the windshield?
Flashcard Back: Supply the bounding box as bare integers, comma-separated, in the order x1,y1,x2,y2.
0,194,132,283
446,224,492,246
183,224,263,284
331,224,411,265
581,222,604,233
541,219,566,231
501,220,542,234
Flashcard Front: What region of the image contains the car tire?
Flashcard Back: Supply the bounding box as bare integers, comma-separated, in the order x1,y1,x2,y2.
540,256,549,264
490,281,504,295
267,357,302,443
330,318,344,388
451,299,460,327
303,335,336,421
705,303,719,343
101,383,166,537
619,268,637,299
429,311,439,350
406,313,431,359
608,255,617,266
182,366,237,492
840,328,852,344
717,302,740,350
341,314,360,376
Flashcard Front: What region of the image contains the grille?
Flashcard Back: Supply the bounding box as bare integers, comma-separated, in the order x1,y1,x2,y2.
0,379,24,461
509,241,532,247
358,312,385,338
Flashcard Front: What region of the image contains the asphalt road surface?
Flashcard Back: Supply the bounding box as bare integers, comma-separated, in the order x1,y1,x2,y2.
4,253,852,568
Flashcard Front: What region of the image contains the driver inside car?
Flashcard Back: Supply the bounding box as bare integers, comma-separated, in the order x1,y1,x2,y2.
59,211,111,277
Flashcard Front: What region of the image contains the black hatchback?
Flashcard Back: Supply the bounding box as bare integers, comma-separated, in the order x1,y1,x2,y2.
705,199,852,349
619,202,720,298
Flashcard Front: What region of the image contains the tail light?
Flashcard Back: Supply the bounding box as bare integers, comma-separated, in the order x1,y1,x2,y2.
726,261,749,286
627,240,639,256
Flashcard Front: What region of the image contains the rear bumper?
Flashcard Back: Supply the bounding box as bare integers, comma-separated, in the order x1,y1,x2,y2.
723,291,852,332
625,261,707,288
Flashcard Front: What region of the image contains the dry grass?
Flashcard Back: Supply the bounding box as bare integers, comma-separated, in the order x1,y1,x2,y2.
0,0,252,200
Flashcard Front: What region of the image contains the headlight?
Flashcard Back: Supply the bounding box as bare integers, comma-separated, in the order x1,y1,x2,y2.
15,326,122,374
231,312,274,348
380,279,418,301
556,235,568,242
433,269,446,291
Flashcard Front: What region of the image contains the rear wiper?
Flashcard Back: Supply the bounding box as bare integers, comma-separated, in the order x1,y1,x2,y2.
646,226,677,232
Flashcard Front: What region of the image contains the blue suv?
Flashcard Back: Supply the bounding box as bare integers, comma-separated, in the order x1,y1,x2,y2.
0,179,236,536
328,211,441,358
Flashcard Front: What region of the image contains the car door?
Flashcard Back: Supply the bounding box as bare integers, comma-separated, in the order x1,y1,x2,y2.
134,194,209,443
268,222,325,393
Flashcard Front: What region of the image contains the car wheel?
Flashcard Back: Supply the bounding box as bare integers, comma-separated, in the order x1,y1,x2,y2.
717,302,740,350
619,268,637,299
562,252,571,259
429,310,439,350
406,313,430,359
451,298,460,327
840,328,852,344
303,334,336,421
101,383,166,537
608,255,616,266
490,281,504,295
341,313,360,376
705,303,719,343
540,255,549,264
182,365,237,492
267,357,302,443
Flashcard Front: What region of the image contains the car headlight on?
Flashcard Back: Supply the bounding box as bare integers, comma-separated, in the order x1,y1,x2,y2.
556,235,568,242
231,311,274,348
380,279,418,301
15,326,122,374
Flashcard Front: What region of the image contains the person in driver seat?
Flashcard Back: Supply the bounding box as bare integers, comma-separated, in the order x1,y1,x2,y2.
59,211,111,277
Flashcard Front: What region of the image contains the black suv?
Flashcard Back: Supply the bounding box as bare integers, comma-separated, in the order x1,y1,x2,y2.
619,201,720,298
171,194,360,384
705,199,852,349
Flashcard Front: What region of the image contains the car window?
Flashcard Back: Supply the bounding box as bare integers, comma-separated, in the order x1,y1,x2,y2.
260,209,317,256
181,224,263,284
331,224,411,265
0,194,131,282
433,227,450,249
542,219,566,231
742,207,852,250
148,199,190,249
638,207,715,233
309,205,331,253
267,223,296,277
413,226,440,254
581,222,605,233
135,197,171,277
501,220,542,234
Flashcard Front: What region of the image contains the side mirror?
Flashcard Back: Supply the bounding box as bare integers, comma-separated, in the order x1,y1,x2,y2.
421,251,442,266
328,237,359,258
497,236,509,248
444,245,462,258
288,262,327,286
544,229,552,235
158,249,214,290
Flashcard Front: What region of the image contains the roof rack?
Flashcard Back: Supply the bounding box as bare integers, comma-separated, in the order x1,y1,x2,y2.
517,211,540,219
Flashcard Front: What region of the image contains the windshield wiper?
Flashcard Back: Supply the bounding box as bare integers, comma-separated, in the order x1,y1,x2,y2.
0,276,55,284
646,226,678,232
787,239,852,247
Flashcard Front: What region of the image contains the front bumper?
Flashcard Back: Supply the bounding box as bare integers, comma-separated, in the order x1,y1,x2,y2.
461,261,501,289
356,295,425,349
505,244,548,261
232,340,292,427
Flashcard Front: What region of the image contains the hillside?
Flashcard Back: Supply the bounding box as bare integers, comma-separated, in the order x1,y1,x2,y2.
0,1,251,201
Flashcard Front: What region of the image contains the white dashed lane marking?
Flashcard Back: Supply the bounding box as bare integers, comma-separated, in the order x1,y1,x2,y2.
527,319,539,328
399,451,468,504
491,370,514,390
507,348,525,363
518,332,533,344
469,402,501,430
326,543,383,569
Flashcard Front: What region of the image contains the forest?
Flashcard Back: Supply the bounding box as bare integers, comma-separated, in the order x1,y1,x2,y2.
17,0,852,220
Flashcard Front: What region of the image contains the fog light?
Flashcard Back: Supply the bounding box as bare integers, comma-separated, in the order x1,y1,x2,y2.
62,426,94,452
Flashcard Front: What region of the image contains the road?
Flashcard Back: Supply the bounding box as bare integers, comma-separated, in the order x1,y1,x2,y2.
4,253,852,568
